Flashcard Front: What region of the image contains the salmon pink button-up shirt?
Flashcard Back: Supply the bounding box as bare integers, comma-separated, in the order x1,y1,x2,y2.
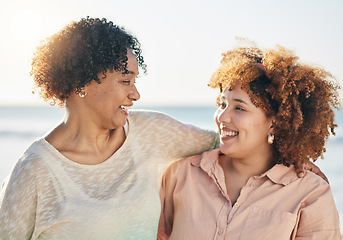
158,149,341,240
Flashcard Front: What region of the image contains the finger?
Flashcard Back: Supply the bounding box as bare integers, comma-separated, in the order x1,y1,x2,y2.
295,163,306,178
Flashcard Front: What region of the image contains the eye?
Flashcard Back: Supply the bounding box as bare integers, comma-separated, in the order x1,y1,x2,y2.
121,80,131,85
220,102,227,109
235,106,245,111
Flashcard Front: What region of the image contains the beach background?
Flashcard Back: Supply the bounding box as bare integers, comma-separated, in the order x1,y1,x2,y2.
0,105,342,234
0,0,342,235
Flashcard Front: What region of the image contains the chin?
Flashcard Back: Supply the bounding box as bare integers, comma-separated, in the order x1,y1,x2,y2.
219,145,232,156
110,119,126,129
116,121,126,128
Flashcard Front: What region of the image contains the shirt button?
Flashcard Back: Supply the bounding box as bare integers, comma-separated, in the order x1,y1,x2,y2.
218,229,224,235
234,202,240,208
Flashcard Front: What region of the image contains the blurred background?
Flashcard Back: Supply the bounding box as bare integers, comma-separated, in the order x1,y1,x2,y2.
0,0,342,233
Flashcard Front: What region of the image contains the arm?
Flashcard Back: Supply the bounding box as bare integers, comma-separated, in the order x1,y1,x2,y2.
137,111,219,160
157,161,179,240
0,158,37,239
293,180,341,239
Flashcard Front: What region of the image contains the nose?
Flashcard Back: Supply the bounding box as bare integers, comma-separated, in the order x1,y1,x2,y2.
217,107,231,125
129,84,140,101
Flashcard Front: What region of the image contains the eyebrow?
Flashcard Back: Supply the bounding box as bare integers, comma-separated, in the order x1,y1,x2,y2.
233,98,248,105
221,94,249,106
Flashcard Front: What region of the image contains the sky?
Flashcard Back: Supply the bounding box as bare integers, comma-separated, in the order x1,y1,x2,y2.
0,0,342,107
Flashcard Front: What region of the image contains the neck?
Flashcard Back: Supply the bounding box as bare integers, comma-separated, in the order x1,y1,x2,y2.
46,100,124,154
63,111,115,145
220,148,274,179
219,146,275,205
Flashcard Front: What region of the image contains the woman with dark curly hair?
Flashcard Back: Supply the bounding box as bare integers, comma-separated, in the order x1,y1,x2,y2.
0,17,220,239
158,45,342,239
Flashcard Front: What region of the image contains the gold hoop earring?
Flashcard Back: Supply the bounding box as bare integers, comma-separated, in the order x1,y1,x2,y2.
79,89,87,98
268,134,274,144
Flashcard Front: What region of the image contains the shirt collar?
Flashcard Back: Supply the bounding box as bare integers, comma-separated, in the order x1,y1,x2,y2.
257,164,298,186
190,149,221,174
190,149,299,186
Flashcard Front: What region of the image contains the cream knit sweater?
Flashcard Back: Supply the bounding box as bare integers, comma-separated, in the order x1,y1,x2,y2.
0,110,218,240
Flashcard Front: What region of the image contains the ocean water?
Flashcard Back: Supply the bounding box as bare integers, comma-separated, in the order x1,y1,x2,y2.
0,105,342,233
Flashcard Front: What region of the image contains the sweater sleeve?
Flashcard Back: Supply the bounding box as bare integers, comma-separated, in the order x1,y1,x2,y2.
0,155,38,240
132,110,219,162
162,118,218,159
293,177,341,239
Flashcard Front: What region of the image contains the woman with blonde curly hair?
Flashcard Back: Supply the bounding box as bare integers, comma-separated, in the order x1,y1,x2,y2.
158,45,342,239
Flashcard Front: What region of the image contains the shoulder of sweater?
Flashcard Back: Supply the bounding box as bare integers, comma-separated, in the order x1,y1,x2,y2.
3,139,50,187
128,109,177,122
127,109,193,131
15,139,50,170
128,109,215,135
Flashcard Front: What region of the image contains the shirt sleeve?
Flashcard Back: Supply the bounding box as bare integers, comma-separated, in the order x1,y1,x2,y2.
157,160,180,240
0,156,37,239
293,178,341,239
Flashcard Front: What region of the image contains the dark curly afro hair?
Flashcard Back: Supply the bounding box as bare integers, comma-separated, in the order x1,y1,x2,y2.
31,16,146,106
209,45,341,168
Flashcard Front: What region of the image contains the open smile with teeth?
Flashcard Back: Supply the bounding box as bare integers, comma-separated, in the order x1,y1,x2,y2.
120,105,131,112
221,130,238,137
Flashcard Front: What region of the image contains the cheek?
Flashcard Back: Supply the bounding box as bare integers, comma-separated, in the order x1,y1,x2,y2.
236,114,260,127
249,120,272,140
232,115,247,127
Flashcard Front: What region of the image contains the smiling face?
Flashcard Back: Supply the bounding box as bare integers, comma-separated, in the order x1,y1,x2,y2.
82,50,140,129
215,83,275,160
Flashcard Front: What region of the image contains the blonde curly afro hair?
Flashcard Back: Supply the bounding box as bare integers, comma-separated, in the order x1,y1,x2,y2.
209,45,341,167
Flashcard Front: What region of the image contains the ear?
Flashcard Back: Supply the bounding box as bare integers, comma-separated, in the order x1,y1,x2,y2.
83,80,94,93
268,116,276,135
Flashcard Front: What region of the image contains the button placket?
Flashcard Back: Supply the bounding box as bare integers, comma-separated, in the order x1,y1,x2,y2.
215,226,226,240
214,201,230,238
